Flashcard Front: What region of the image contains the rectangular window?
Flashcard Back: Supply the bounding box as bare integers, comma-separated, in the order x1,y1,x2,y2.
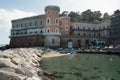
52,39,55,44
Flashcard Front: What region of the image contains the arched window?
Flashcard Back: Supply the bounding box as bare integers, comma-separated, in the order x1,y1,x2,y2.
65,32,69,36
46,28,50,33
55,28,59,33
47,18,50,24
83,33,86,36
77,39,81,47
55,18,59,24
78,33,80,36
41,30,43,34
48,29,49,32
65,25,69,31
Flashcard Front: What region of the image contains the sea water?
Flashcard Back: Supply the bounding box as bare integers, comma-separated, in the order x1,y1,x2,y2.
41,54,120,80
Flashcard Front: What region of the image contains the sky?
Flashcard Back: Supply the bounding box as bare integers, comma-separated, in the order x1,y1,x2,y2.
0,0,120,44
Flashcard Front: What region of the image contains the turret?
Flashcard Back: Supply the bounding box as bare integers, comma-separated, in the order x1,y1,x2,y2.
44,5,60,33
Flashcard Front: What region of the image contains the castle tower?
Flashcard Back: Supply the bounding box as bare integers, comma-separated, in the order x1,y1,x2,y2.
60,16,71,35
45,5,60,33
44,5,61,48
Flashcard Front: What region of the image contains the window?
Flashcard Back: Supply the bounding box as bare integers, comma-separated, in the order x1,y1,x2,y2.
83,33,86,36
30,22,32,26
20,32,23,35
29,32,33,34
16,33,19,35
21,24,23,27
65,26,69,31
12,33,15,35
47,28,50,33
78,33,80,36
41,30,43,34
98,33,100,36
25,23,27,27
83,27,85,30
12,25,14,28
65,32,69,36
35,21,37,26
17,24,19,28
88,27,90,30
47,11,49,14
55,28,59,33
55,18,59,24
52,39,55,44
48,29,49,32
40,21,42,25
47,18,50,24
24,32,27,34
34,31,37,33
89,34,91,36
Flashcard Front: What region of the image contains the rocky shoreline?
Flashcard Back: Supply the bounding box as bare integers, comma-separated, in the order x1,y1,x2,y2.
0,48,50,80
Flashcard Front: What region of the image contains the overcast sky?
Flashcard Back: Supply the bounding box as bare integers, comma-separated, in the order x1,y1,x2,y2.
0,0,120,44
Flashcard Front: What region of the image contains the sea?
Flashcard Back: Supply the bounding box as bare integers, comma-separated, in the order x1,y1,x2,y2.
41,54,120,80
0,44,6,47
0,44,7,51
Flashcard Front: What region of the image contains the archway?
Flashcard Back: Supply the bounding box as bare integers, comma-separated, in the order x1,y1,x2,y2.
85,40,89,47
77,39,81,47
68,39,73,48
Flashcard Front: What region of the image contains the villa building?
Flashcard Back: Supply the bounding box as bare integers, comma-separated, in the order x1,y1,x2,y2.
9,5,110,48
109,10,120,46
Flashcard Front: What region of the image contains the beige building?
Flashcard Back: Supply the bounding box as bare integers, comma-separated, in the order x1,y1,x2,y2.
9,5,110,48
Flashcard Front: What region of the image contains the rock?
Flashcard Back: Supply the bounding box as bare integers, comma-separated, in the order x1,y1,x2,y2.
32,76,42,80
0,68,15,72
0,58,17,68
0,70,27,80
0,48,49,80
11,57,22,65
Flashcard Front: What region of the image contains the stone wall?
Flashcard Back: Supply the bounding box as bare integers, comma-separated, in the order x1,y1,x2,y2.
10,35,45,48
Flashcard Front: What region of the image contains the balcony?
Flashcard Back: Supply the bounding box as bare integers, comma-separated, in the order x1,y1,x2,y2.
43,32,61,36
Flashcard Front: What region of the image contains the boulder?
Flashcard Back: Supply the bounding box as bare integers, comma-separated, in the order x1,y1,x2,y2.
0,48,48,80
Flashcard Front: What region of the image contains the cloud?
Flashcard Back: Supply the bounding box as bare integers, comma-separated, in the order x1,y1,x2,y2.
59,0,120,14
0,9,37,44
0,9,37,31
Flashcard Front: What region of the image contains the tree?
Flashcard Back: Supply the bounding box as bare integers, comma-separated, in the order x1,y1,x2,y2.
60,11,68,17
81,9,93,22
103,12,110,21
81,9,102,22
93,11,102,21
68,11,81,22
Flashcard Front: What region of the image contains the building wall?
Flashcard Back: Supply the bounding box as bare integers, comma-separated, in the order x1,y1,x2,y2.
110,10,120,45
44,35,60,47
60,16,71,35
9,5,110,48
10,35,44,48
